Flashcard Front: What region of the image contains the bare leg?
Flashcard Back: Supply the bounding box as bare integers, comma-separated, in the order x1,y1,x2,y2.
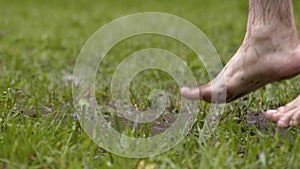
181,0,300,102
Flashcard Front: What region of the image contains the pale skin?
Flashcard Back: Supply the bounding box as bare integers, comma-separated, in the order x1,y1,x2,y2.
180,0,300,128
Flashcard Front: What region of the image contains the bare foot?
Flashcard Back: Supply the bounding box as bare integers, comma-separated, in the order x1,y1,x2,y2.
266,95,300,128
181,0,300,103
181,27,300,102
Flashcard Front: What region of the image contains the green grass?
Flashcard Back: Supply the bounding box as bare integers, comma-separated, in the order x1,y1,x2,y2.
1,0,300,168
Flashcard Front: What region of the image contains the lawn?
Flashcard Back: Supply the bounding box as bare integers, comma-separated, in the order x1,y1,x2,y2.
1,0,300,168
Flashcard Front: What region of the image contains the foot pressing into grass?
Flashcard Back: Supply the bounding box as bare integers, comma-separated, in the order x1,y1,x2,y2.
181,0,300,127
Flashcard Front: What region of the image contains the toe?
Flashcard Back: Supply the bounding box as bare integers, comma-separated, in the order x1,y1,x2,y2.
290,108,300,126
265,110,277,120
265,110,283,122
277,110,296,128
180,87,201,100
180,83,213,101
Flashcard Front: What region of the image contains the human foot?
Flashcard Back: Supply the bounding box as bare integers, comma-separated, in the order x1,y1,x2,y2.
266,95,300,128
181,0,300,103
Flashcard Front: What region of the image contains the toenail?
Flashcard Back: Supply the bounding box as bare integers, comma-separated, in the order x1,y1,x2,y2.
266,110,277,114
265,110,277,119
180,87,189,93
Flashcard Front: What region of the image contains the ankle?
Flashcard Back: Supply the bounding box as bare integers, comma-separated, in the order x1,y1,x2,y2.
245,24,298,49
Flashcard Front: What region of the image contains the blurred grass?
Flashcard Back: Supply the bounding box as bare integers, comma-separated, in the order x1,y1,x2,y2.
1,0,300,168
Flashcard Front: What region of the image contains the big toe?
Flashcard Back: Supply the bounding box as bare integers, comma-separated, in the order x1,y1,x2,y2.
265,110,278,120
180,87,201,100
